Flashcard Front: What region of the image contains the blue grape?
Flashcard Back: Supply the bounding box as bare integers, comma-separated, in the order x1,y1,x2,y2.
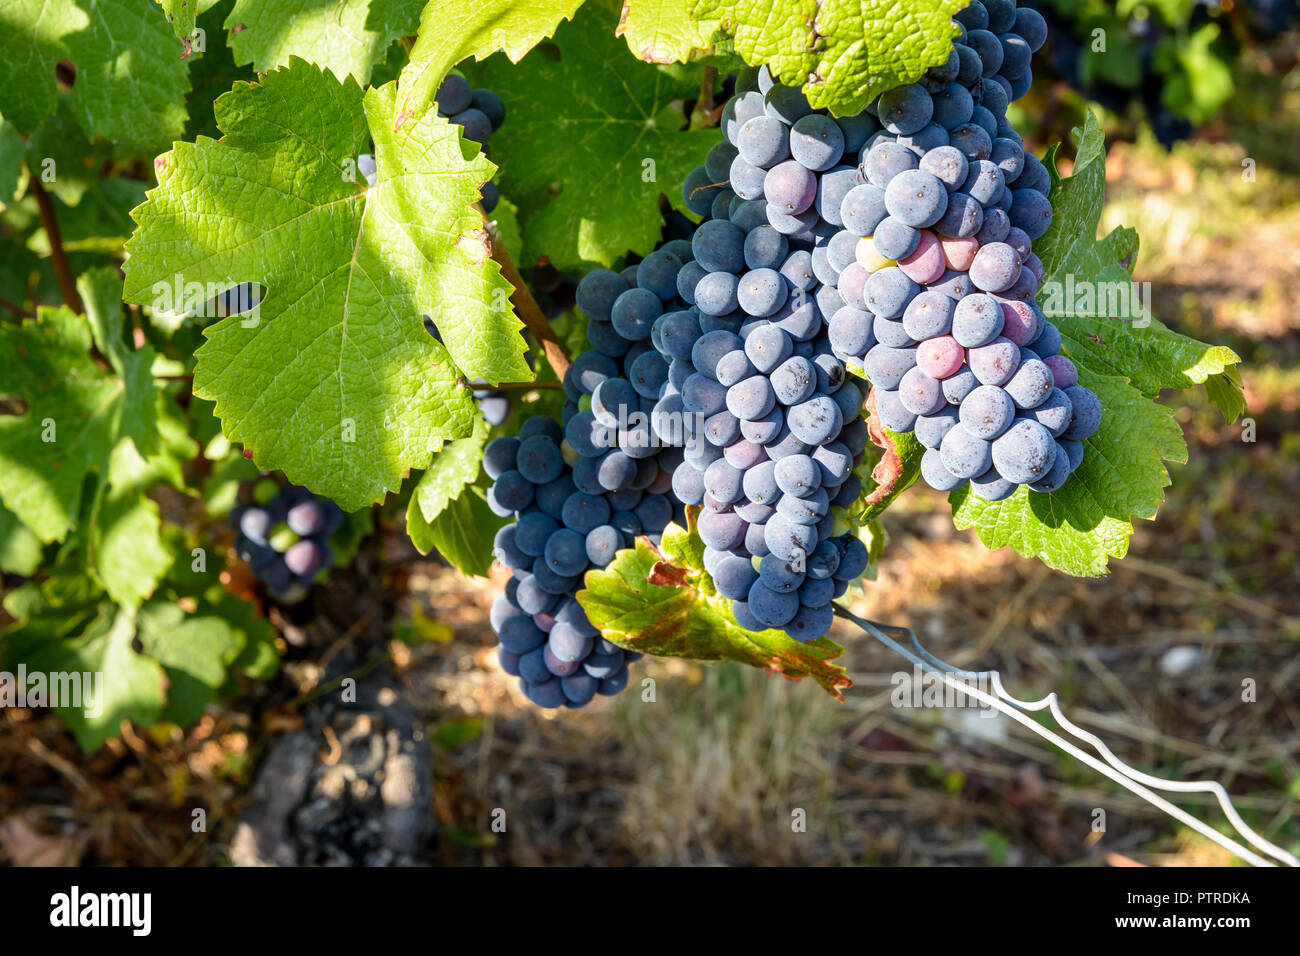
714,555,760,600
787,395,842,445
884,169,949,227
737,115,791,168
636,250,683,301
744,324,793,374
877,83,933,135
789,114,845,171
737,268,787,316
747,580,799,627
991,419,1057,484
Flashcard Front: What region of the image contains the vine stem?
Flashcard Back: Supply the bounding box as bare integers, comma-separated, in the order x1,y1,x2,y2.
476,379,564,392
700,66,717,114
31,177,84,314
490,240,571,379
0,296,31,319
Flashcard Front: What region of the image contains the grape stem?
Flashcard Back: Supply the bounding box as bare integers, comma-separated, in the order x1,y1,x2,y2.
490,240,571,379
30,177,84,314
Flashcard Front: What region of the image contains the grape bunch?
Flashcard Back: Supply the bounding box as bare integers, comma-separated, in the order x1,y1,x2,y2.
481,262,690,708
620,79,886,642
816,0,1101,498
232,477,343,600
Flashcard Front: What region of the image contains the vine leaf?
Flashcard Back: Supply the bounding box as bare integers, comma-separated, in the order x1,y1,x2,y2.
0,504,42,575
580,515,853,701
123,62,529,510
0,299,158,544
0,0,191,152
1034,114,1243,421
411,419,491,525
136,600,242,727
1,599,166,752
224,0,423,85
691,0,965,116
950,113,1211,577
0,118,26,209
406,486,506,574
618,0,717,63
154,0,217,40
466,4,718,268
396,0,584,128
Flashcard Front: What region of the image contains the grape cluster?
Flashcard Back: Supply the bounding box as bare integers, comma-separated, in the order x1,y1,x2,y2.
233,477,343,600
482,262,690,707
625,77,886,642
810,0,1101,498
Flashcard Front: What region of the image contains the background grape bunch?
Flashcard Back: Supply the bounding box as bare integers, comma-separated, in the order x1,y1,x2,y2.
1037,0,1300,149
233,477,344,600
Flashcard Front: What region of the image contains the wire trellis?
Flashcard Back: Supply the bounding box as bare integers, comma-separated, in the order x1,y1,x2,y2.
833,605,1299,868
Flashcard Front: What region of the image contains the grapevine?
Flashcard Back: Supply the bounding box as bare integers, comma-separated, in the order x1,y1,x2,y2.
0,0,1287,874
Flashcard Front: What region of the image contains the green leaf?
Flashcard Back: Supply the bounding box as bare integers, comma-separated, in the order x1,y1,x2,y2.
1035,115,1243,421
951,373,1186,576
0,306,159,543
27,178,149,257
579,516,853,700
0,118,27,210
616,0,717,64
137,600,241,726
155,0,219,40
467,5,718,268
122,62,528,509
406,485,505,573
184,0,257,142
224,0,423,85
949,114,1212,577
6,604,167,751
23,103,109,207
412,418,490,523
397,0,583,126
0,503,43,575
691,0,965,116
0,0,192,153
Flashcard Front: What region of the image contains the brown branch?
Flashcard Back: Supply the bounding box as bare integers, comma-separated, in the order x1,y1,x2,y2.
490,240,571,379
472,379,564,392
30,177,84,314
700,66,717,115
0,296,31,319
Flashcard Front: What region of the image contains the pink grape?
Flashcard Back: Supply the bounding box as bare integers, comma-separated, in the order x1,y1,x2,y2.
898,366,947,415
941,236,979,271
999,299,1038,346
967,336,1022,386
916,335,965,379
1044,355,1078,388
898,230,946,284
